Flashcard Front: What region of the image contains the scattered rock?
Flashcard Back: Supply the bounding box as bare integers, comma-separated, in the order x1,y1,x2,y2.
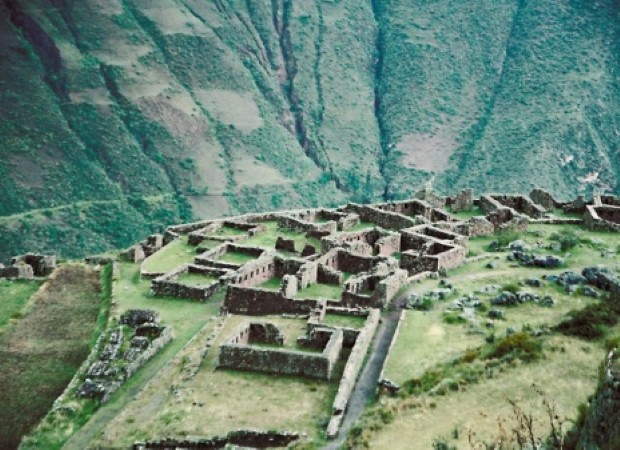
582,286,600,298
486,261,498,269
488,309,505,320
524,278,542,288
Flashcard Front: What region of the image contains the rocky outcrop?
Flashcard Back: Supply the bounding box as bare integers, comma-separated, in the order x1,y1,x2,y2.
577,350,620,450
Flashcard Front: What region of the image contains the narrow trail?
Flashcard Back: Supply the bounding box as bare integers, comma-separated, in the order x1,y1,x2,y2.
324,298,407,449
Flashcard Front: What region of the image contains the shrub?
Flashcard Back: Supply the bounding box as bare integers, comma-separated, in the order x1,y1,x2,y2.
443,311,466,325
501,283,520,294
486,332,543,362
554,299,620,341
550,230,580,251
494,230,519,248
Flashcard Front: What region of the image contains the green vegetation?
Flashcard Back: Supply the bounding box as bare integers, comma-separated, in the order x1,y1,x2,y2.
176,272,218,287
322,314,367,329
141,236,196,274
0,265,102,449
217,251,257,265
295,283,343,301
0,278,42,331
243,221,322,253
259,277,282,290
555,296,620,340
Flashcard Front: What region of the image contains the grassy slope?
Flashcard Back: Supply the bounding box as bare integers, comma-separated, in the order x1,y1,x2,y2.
0,279,42,331
0,265,101,449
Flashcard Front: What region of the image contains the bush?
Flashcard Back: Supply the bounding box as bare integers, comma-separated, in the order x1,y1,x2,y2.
443,311,466,325
550,230,580,251
554,299,620,341
486,332,543,362
494,230,519,248
501,283,521,294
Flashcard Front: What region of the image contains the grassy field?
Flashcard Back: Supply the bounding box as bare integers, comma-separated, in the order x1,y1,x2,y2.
295,282,343,301
22,262,223,449
259,277,282,290
90,312,340,447
322,314,367,329
142,236,196,273
0,279,42,332
141,236,196,274
371,336,602,449
217,251,258,265
243,221,322,253
352,223,618,447
0,265,102,449
176,272,218,287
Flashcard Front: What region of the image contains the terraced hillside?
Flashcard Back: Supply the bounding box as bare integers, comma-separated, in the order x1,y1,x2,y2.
0,0,618,259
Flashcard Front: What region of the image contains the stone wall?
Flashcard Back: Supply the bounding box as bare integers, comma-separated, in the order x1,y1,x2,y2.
277,214,337,234
327,309,380,438
317,248,393,275
134,430,300,449
584,205,620,231
0,263,34,279
318,264,344,285
400,242,467,274
449,188,474,213
530,188,558,210
10,253,56,276
342,203,418,230
482,194,546,218
151,264,229,300
223,285,321,315
401,226,467,251
218,328,342,380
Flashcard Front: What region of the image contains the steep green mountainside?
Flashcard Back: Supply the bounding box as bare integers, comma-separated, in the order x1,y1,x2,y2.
0,0,618,260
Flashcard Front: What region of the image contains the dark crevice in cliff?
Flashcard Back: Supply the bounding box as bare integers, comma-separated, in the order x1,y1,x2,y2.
4,0,67,99
272,0,343,191
370,0,391,201
450,0,525,186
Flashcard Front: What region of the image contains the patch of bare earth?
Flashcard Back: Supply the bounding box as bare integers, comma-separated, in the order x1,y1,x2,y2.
397,131,458,172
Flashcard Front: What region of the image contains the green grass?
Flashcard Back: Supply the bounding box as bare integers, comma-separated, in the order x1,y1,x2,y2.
322,314,367,329
0,265,102,449
141,236,196,274
176,272,218,287
449,206,483,219
207,226,249,238
259,277,282,290
217,251,257,265
295,283,343,301
0,279,42,332
243,221,322,253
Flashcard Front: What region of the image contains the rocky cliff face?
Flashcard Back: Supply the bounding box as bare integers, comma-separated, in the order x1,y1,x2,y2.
577,349,620,450
0,0,618,259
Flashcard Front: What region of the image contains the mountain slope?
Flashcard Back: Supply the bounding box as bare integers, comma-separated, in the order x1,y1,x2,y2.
0,0,618,260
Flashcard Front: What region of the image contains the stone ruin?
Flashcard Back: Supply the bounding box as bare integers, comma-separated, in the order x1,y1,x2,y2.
122,187,619,440
0,253,56,279
218,321,343,380
77,309,172,403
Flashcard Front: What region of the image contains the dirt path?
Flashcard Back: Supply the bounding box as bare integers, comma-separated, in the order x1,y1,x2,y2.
324,306,403,449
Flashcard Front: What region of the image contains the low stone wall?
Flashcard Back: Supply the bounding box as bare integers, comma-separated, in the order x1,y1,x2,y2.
218,328,342,380
378,309,407,394
277,214,337,234
134,429,300,449
449,188,474,213
224,285,321,315
318,264,343,285
400,243,467,274
584,205,620,231
151,264,228,301
327,309,381,438
484,194,546,218
0,264,34,279
342,203,417,230
530,188,558,210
